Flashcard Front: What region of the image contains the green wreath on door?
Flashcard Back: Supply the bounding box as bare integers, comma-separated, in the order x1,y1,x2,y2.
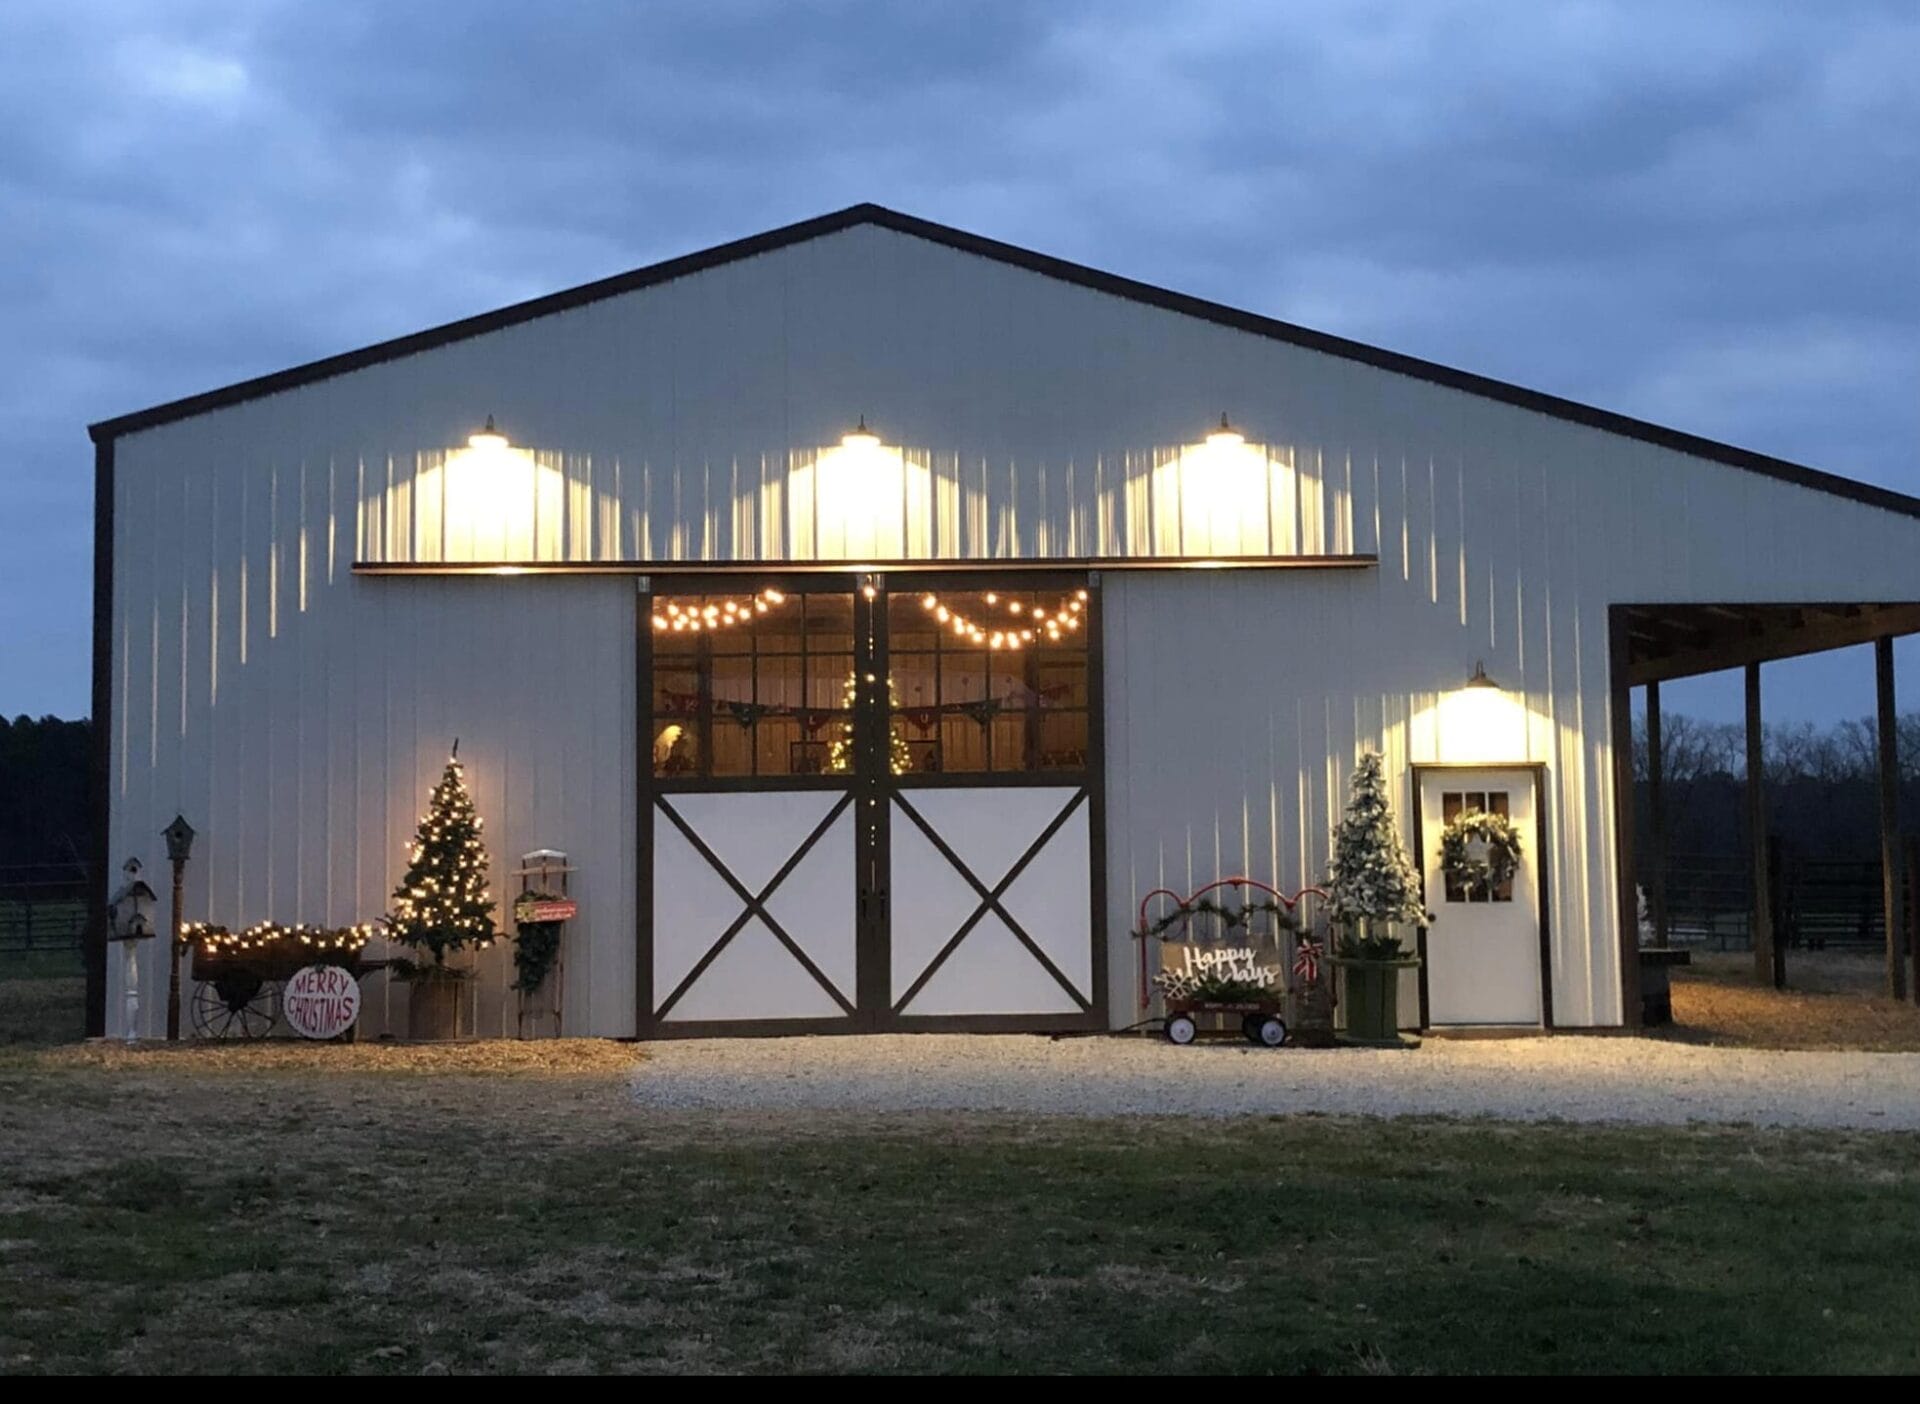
1438,810,1524,898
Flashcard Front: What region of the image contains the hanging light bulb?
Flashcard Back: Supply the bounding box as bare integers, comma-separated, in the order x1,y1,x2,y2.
1206,413,1243,449
922,594,937,610
842,415,881,451
468,414,509,451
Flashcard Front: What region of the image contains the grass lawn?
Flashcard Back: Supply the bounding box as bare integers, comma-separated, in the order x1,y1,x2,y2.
0,944,84,1046
2,1044,1917,1374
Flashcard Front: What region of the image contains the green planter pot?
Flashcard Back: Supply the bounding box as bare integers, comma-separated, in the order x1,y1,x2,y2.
1331,957,1421,1048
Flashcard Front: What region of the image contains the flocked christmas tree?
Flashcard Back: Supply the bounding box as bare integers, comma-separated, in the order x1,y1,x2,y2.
1327,750,1428,958
827,671,912,775
387,741,497,971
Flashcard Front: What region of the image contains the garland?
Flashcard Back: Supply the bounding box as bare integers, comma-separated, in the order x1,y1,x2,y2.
1153,969,1274,1004
1134,896,1301,941
512,892,565,995
180,921,376,965
1439,808,1524,897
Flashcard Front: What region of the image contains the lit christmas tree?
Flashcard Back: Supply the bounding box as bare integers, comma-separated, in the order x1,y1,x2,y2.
387,742,497,967
827,671,912,774
1327,750,1427,951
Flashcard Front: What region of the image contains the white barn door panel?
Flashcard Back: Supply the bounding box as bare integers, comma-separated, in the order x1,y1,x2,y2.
889,787,1092,1017
652,791,858,1026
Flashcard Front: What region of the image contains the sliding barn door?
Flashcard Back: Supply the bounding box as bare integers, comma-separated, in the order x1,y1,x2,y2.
640,573,1105,1036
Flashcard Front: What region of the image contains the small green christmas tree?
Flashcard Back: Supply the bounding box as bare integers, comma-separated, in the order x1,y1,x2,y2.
387,742,496,969
1327,750,1428,958
827,671,912,775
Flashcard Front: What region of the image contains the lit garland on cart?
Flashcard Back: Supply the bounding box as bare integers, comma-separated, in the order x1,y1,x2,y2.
180,921,377,962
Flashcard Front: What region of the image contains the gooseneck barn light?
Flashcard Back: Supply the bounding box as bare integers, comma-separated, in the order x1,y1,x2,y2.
1205,413,1245,449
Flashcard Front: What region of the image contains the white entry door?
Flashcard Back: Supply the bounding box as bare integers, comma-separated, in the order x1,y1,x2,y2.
1418,768,1545,1026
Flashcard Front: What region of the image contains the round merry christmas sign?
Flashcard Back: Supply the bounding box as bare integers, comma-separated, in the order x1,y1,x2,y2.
283,963,362,1040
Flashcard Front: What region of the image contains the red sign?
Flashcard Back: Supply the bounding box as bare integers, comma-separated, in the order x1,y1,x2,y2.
514,897,577,924
284,963,361,1040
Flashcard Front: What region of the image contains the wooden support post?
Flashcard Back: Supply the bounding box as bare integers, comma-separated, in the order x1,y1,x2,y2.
1907,835,1920,1009
1646,680,1669,948
1767,834,1787,990
1746,663,1775,986
1876,637,1907,1000
1609,609,1643,1027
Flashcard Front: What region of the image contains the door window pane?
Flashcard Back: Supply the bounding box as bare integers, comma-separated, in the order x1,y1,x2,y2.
1440,788,1516,904
649,587,842,780
886,582,1091,776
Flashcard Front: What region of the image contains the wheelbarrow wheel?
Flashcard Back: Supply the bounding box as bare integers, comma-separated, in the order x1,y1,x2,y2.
191,974,279,1039
1165,1014,1197,1046
1244,1014,1287,1047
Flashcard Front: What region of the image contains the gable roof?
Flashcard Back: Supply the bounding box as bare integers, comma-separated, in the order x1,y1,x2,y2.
87,202,1920,520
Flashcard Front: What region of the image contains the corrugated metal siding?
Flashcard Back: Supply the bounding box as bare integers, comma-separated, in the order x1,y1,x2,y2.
106,414,638,1036
105,222,1920,1033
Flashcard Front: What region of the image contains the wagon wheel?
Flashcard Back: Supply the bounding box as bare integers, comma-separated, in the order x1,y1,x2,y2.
191,974,280,1039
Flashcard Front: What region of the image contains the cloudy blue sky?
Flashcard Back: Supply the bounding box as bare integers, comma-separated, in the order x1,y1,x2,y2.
3,0,1915,721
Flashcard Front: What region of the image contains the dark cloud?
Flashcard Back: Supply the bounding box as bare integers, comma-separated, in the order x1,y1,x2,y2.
3,0,1915,717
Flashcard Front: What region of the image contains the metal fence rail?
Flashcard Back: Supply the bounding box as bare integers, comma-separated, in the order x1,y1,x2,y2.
1652,849,1888,952
0,862,89,956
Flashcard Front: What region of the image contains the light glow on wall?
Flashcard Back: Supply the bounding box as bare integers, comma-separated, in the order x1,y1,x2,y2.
411,421,562,562
786,421,928,560
1434,662,1530,763
1153,415,1279,556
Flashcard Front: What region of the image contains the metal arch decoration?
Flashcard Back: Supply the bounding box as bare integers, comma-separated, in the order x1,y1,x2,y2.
1133,877,1329,1013
889,787,1094,1016
651,792,858,1020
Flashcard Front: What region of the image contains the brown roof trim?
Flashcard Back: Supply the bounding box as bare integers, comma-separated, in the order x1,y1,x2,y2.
87,202,1920,522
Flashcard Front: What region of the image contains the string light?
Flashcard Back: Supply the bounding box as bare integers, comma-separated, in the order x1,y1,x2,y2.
181,920,379,957
652,588,789,633
914,588,1088,649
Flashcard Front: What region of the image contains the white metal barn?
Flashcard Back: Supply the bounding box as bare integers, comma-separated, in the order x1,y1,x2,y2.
85,204,1920,1041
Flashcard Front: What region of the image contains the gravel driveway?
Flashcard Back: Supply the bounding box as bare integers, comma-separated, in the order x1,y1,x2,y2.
631,1033,1920,1131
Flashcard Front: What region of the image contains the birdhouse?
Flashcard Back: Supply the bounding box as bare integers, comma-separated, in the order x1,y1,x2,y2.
162,814,196,865
108,858,158,943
